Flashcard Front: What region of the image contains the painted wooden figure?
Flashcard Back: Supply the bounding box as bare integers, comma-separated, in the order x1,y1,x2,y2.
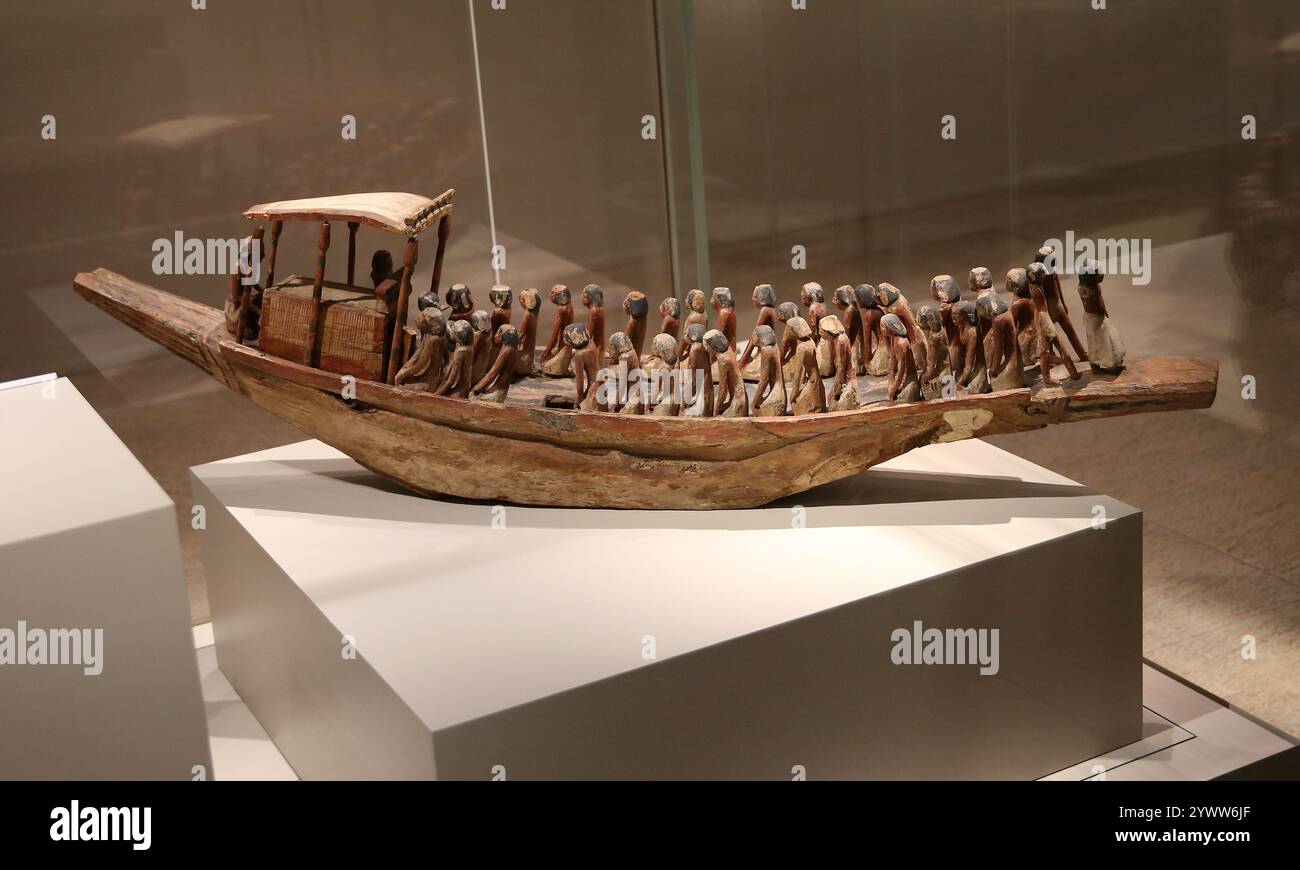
582,284,606,358
1076,259,1126,373
705,328,748,417
539,284,575,376
488,284,513,334
623,291,649,359
471,325,520,403
821,315,859,411
977,292,1025,391
787,316,826,415
658,297,681,342
515,288,542,375
752,324,789,416
394,309,448,391
1026,262,1081,386
883,313,922,403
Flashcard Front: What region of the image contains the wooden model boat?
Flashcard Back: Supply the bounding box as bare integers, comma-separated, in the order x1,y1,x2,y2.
73,191,1218,509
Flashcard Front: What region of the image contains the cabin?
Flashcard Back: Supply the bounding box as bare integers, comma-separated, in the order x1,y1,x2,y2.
232,190,454,382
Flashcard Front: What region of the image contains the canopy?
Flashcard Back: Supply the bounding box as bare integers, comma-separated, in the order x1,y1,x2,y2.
243,189,454,235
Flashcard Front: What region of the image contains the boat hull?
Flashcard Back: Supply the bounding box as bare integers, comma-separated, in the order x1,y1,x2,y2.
74,268,1219,509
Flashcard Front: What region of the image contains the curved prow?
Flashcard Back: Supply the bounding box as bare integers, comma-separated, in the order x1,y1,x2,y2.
73,268,237,389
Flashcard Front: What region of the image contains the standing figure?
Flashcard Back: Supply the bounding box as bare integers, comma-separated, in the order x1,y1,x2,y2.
854,284,887,377
739,283,779,378
711,287,736,352
582,284,606,358
874,282,926,382
394,309,448,391
659,297,681,342
1006,268,1040,368
643,333,681,416
435,320,475,398
445,283,474,323
680,322,715,417
677,288,709,358
705,328,748,417
1035,245,1088,361
623,291,649,359
916,304,951,399
977,293,1025,391
1076,259,1126,373
775,302,803,380
488,284,513,333
471,325,520,403
515,288,542,375
606,330,644,414
832,285,864,375
787,316,826,415
801,282,827,343
752,325,789,416
929,274,962,374
950,301,990,394
469,310,493,385
883,313,922,403
1026,262,1080,385
820,315,859,411
539,284,575,376
563,324,600,411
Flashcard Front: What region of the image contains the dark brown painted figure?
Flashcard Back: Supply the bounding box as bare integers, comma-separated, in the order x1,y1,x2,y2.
950,300,990,394
488,284,513,334
1076,258,1126,373
1036,245,1088,361
445,283,474,323
832,285,863,374
394,309,448,391
471,325,520,402
515,288,541,375
623,291,649,359
1026,262,1080,386
977,292,1025,391
435,319,475,398
738,283,777,370
929,274,962,374
582,284,606,358
563,323,600,411
539,284,575,376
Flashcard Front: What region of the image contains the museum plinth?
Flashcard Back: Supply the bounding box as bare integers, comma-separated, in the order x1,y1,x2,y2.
192,437,1142,779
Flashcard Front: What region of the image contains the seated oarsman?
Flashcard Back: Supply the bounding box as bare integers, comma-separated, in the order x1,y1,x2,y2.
370,249,403,311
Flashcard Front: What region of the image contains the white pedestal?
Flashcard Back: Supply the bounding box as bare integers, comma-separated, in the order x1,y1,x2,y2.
194,437,1142,780
0,378,211,779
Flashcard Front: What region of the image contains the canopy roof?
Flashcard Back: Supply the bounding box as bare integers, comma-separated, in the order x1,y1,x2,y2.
243,189,454,235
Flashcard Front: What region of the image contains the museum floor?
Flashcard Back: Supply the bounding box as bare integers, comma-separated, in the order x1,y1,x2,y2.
5,216,1298,741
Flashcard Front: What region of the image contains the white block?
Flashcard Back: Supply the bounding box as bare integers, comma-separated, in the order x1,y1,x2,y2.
0,378,211,780
194,437,1142,779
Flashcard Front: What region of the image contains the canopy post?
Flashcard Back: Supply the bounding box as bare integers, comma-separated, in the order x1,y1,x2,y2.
306,221,330,367
429,212,451,300
235,225,265,342
264,220,283,288
346,221,359,286
386,236,419,383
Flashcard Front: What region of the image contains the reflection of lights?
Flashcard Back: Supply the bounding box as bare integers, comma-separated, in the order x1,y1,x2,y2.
1275,32,1300,55
119,115,271,150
